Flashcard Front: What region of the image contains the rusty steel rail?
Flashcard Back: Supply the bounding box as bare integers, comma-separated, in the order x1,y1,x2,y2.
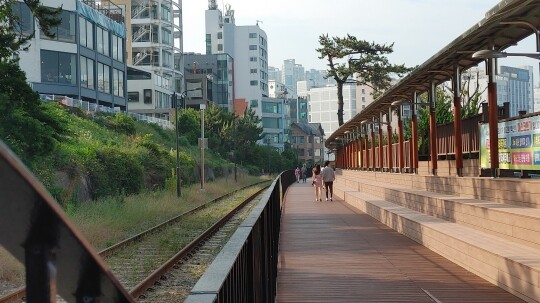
184,170,296,303
0,175,269,303
130,187,269,299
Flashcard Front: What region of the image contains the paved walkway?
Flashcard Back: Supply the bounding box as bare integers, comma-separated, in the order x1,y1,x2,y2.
275,181,524,303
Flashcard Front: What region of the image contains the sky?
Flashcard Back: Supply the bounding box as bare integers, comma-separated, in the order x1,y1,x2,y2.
182,0,539,82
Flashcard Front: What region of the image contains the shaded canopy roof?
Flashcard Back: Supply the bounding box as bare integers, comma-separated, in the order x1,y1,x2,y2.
326,0,540,149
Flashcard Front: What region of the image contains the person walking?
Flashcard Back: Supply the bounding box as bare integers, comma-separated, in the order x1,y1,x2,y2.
321,160,336,201
294,167,301,183
312,164,323,201
301,164,307,183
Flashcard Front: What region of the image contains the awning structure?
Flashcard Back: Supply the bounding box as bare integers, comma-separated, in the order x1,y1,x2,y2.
326,0,540,150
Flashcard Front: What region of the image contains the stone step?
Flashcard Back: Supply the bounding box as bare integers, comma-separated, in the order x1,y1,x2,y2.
337,174,540,251
334,182,540,303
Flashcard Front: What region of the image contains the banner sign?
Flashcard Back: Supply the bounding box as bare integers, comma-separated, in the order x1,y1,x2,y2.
480,115,540,170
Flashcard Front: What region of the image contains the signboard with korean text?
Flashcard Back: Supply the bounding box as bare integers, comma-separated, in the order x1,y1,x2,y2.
480,115,540,170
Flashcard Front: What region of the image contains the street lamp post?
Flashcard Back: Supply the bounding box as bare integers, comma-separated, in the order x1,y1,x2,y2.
200,103,206,190
173,92,181,197
173,87,202,197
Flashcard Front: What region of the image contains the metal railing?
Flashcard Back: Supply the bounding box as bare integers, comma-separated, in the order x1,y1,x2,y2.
40,94,174,130
184,170,295,303
0,141,135,302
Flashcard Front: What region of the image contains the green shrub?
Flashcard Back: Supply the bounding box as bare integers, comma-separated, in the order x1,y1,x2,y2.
89,147,144,198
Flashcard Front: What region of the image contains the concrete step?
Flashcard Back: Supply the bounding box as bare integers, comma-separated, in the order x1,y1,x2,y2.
337,174,540,251
333,182,540,302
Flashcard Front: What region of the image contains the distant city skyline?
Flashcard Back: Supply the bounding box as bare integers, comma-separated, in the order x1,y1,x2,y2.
183,0,538,83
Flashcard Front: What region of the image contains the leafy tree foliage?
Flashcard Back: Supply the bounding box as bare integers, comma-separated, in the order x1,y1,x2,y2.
0,60,67,162
0,0,61,59
316,34,411,125
176,108,201,145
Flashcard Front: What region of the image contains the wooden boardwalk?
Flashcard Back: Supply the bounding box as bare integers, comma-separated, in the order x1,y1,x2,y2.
276,181,524,303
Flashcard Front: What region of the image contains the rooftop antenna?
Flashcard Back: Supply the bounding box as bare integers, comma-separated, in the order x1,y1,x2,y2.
208,0,217,10
256,20,263,26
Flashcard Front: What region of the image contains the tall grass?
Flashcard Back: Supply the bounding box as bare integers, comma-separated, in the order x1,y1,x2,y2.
70,174,270,250
0,174,270,287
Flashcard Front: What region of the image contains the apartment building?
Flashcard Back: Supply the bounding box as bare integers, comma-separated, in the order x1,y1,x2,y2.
17,0,128,109
114,0,182,118
291,122,325,164
205,1,269,118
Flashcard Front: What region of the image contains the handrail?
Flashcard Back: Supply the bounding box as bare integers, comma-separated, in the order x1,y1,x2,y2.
39,94,174,130
184,170,295,303
0,140,135,302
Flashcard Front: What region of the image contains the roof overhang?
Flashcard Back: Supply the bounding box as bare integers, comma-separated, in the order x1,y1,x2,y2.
326,0,540,148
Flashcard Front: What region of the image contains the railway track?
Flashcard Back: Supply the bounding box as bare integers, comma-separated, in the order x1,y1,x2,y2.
0,182,269,303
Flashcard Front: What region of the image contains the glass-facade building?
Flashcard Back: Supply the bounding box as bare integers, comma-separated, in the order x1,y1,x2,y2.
17,0,127,109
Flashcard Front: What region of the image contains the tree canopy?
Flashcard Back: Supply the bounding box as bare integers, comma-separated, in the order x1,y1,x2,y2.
0,0,61,60
316,34,412,126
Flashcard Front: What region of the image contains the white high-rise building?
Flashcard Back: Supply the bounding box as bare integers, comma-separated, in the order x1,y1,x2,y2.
281,59,305,94
113,0,182,119
308,84,357,136
268,66,281,82
205,2,268,117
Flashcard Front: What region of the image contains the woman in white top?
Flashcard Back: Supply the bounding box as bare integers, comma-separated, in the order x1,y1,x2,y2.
312,164,323,201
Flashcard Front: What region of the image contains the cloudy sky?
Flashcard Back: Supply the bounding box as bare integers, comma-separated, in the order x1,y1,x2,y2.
182,0,538,80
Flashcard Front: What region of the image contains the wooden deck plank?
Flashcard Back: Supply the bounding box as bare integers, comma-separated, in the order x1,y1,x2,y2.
276,182,524,303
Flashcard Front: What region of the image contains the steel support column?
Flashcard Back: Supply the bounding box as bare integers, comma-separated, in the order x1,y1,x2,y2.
387,108,393,172
429,82,438,176
371,124,376,171
487,57,499,177
453,66,464,177
365,125,370,170
411,92,419,174
398,106,404,173
360,133,365,170
378,121,384,171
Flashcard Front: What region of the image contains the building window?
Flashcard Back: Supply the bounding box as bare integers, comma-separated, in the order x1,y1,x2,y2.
262,117,281,128
11,2,33,35
40,50,76,85
249,45,257,50
128,92,139,102
80,56,94,89
217,44,223,51
113,68,124,97
112,34,123,62
362,97,365,102
293,136,304,144
205,34,211,54
250,68,257,74
262,101,280,114
143,89,152,104
362,88,365,94
250,99,258,108
217,32,222,39
250,57,257,62
97,62,110,93
250,80,258,86
96,27,109,56
41,10,75,43
249,33,257,38
80,17,93,49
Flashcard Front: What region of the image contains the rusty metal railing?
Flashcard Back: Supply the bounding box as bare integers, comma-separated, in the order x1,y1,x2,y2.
0,140,135,303
184,170,295,303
